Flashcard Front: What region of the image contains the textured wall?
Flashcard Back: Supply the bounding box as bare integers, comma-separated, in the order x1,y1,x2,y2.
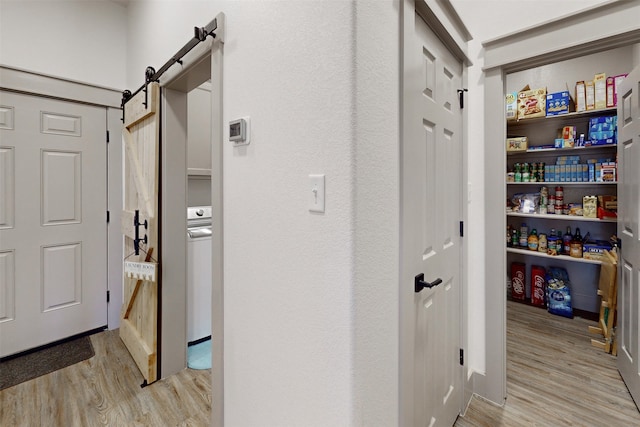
353,1,400,425
0,0,127,89
128,1,358,425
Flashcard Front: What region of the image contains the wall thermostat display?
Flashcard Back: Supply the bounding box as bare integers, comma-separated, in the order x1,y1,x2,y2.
229,117,250,146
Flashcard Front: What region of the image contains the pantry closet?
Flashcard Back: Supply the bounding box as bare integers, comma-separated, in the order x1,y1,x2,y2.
480,1,640,406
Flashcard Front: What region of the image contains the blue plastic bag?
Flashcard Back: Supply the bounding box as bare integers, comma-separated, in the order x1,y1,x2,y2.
546,267,573,318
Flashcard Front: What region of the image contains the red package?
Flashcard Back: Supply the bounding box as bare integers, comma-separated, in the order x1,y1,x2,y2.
511,262,526,300
531,265,546,307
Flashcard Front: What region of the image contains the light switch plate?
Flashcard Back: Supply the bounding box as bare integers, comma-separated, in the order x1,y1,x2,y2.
309,174,325,213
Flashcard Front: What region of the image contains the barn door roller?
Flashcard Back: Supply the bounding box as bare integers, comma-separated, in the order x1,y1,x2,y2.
121,17,219,120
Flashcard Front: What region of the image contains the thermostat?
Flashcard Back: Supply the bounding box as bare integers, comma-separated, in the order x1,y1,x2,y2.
229,117,250,146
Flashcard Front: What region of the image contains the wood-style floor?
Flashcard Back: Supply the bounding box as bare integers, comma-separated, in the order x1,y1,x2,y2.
456,300,640,427
0,329,211,426
2,301,639,426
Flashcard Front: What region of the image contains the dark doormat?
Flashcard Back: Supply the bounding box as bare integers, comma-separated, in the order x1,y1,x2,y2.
0,335,95,390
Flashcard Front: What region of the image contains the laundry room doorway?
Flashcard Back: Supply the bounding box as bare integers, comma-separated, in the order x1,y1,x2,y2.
119,14,225,424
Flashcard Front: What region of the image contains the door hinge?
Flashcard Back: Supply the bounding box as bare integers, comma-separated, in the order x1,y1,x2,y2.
107,290,110,303
107,210,110,223
457,88,468,109
106,130,110,143
459,348,464,366
459,221,464,237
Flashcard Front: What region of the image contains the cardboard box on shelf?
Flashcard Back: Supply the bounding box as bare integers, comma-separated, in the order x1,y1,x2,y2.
583,241,614,261
506,92,518,121
594,73,607,110
613,74,628,106
588,116,617,146
517,87,546,119
586,80,595,110
606,77,615,108
576,81,586,112
506,137,528,152
546,91,573,116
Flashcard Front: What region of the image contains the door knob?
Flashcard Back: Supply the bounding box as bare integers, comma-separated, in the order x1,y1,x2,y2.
415,273,443,293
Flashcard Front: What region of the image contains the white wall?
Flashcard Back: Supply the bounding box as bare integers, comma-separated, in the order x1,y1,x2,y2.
127,1,365,425
0,0,127,89
450,0,611,376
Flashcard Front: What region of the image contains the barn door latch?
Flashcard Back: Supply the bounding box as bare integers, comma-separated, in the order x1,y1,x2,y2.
457,88,468,109
133,209,148,256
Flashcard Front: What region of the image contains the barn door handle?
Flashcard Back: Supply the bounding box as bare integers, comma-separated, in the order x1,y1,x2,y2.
415,273,442,293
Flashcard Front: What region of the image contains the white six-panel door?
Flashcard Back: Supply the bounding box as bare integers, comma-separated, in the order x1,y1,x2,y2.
617,65,640,404
0,91,107,357
402,8,464,427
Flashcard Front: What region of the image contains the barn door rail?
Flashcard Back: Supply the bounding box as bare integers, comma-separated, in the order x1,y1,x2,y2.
120,16,219,121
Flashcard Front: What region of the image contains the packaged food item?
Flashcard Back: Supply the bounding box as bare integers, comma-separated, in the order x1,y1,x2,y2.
538,233,547,253
546,91,572,116
594,73,607,110
519,222,528,248
568,203,583,216
569,227,583,258
576,81,586,112
511,262,526,300
506,92,518,121
613,74,628,106
606,76,615,108
528,229,539,251
517,87,547,119
583,240,614,261
547,236,560,256
546,267,573,318
506,137,528,152
586,80,595,110
531,265,546,307
583,195,597,218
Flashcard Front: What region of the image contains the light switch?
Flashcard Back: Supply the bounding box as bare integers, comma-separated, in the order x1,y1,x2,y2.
309,174,325,213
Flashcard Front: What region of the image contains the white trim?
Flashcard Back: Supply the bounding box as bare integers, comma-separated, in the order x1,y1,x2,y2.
482,1,640,71
0,65,122,108
481,2,640,407
155,12,225,426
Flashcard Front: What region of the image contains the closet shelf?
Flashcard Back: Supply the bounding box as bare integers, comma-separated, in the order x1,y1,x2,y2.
507,247,602,265
507,212,617,223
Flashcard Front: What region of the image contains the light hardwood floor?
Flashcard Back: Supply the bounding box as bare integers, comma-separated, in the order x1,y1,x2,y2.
0,330,211,426
456,300,640,427
2,301,639,426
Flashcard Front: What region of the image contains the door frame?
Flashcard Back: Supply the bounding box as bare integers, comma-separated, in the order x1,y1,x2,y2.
0,65,123,331
481,2,640,405
156,12,225,426
399,0,472,424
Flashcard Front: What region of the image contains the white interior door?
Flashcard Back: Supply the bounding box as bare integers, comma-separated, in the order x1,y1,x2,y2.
402,9,464,427
617,64,640,403
0,91,107,357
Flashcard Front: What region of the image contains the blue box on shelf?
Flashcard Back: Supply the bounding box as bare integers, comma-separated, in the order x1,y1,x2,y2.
587,116,617,146
546,91,572,116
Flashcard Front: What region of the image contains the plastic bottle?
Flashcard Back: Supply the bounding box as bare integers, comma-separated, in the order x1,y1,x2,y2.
570,227,583,258
538,233,547,253
563,226,572,255
520,223,528,247
528,229,539,251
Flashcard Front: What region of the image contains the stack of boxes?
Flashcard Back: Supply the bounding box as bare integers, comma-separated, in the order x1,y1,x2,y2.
544,156,616,183
506,73,627,121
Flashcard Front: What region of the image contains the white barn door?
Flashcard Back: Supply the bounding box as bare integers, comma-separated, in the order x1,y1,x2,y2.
617,65,640,403
402,6,464,427
0,91,107,357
